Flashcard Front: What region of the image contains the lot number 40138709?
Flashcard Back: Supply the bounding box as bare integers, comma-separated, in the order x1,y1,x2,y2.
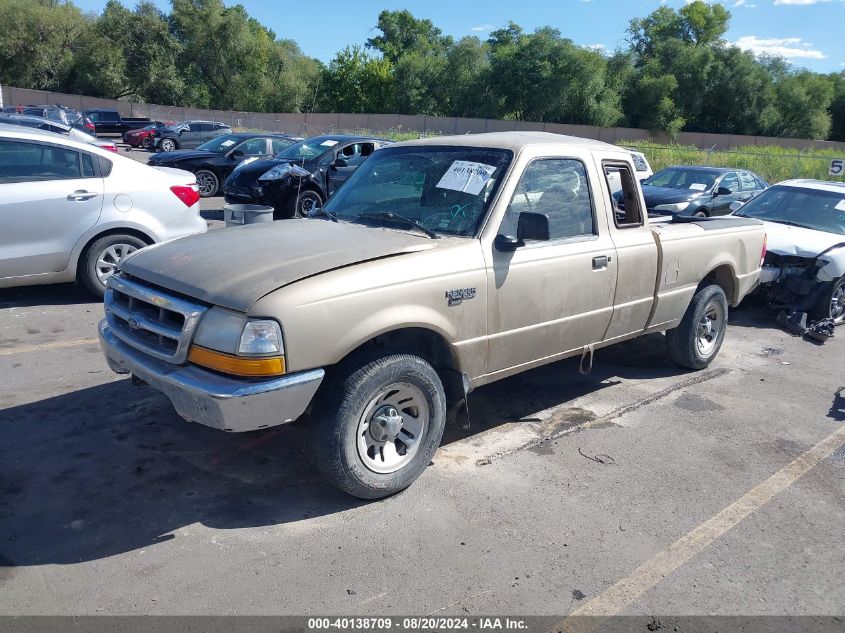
830,159,845,176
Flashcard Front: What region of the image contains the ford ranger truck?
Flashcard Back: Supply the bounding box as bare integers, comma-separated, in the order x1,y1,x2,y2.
98,132,765,499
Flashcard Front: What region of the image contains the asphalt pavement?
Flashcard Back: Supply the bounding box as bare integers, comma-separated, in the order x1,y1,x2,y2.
0,278,842,617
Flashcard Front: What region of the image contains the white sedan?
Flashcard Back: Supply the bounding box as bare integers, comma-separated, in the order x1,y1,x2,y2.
731,179,845,324
0,124,207,297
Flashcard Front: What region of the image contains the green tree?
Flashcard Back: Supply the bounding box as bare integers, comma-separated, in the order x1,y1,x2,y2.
320,45,394,113
366,9,452,63
0,0,89,91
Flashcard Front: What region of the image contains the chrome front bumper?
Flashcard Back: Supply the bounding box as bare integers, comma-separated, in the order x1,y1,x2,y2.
99,320,324,432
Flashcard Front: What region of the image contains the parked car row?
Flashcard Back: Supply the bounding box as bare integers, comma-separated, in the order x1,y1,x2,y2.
0,113,119,153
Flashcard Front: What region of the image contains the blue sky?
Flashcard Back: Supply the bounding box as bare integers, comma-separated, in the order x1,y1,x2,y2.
72,0,842,73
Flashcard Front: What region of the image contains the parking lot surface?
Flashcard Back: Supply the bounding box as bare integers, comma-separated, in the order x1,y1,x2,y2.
1,271,843,616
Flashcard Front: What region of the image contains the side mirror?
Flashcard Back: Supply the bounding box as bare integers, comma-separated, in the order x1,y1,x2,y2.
729,200,745,212
332,158,349,168
230,149,244,159
715,186,732,196
517,211,550,242
495,234,522,251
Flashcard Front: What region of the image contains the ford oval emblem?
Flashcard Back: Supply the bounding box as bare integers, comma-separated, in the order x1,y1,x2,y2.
128,317,141,330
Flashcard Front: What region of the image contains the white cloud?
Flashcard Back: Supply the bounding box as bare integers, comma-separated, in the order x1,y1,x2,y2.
774,0,830,5
586,43,607,51
470,24,493,32
733,0,757,7
734,35,827,59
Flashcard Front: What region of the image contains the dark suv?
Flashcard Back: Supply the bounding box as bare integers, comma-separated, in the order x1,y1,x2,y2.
155,121,231,152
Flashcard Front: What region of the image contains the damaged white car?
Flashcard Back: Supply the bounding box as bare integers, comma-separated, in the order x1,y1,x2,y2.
731,179,845,327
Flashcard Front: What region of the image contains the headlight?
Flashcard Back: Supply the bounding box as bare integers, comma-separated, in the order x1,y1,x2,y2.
234,156,259,172
258,164,291,181
654,202,690,213
238,320,284,355
190,311,285,376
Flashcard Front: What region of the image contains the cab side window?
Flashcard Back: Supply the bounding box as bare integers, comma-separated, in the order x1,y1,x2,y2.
739,171,759,191
603,162,643,228
501,159,595,241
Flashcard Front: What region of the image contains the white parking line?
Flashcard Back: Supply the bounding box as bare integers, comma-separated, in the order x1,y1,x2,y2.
562,423,845,624
0,338,99,356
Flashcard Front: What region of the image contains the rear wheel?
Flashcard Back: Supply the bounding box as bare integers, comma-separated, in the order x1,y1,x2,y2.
160,138,177,152
312,353,447,499
195,169,219,197
141,136,153,150
79,234,147,298
666,283,728,369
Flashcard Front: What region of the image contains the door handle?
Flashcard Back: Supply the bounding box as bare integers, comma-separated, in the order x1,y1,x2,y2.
67,190,98,201
592,255,611,270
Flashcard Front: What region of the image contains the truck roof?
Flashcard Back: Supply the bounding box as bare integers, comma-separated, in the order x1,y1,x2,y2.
390,131,623,152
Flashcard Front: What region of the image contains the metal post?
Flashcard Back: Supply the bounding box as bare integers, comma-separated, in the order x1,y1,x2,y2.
705,144,717,166
792,148,806,179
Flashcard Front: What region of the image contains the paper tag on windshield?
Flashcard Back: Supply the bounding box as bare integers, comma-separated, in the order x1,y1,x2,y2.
221,140,236,147
436,161,496,195
320,140,338,147
835,199,845,211
689,183,707,191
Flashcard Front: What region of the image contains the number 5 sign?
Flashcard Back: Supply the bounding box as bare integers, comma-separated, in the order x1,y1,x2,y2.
830,159,845,176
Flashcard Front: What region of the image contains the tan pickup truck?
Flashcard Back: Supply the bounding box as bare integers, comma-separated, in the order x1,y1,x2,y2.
98,132,765,498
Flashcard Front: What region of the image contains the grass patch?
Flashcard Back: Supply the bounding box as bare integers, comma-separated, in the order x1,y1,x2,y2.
623,140,845,184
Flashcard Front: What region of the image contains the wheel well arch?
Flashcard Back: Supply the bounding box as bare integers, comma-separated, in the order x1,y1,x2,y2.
75,227,154,276
338,327,465,402
702,264,737,305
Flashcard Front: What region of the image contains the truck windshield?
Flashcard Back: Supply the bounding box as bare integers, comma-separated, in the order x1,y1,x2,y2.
734,185,845,236
322,146,513,237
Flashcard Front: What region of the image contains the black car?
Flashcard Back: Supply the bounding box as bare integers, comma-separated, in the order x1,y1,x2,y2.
223,135,391,218
640,166,769,217
147,133,299,197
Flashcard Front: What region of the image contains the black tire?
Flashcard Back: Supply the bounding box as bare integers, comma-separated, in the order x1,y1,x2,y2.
312,353,447,499
78,233,147,298
141,136,153,150
160,137,177,152
195,169,219,197
291,189,323,218
810,276,845,325
665,283,728,370
693,209,709,218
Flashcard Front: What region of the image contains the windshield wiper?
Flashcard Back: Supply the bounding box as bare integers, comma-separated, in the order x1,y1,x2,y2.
356,211,439,239
765,219,808,228
309,207,338,222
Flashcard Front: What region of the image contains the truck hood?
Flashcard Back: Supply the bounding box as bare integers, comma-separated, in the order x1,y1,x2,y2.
760,220,845,259
118,220,438,312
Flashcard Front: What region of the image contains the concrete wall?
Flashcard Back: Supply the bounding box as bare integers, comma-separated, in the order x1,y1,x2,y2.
4,84,845,152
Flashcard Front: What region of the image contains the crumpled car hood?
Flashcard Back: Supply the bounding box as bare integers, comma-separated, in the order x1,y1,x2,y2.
761,220,845,258
119,220,437,312
761,220,845,280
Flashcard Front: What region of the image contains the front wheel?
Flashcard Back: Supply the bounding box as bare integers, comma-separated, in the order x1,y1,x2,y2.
811,276,845,325
160,138,177,152
693,209,709,218
79,234,147,298
665,283,728,369
292,189,323,218
312,354,447,499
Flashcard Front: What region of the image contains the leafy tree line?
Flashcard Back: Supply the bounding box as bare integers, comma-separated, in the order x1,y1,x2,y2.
1,0,843,141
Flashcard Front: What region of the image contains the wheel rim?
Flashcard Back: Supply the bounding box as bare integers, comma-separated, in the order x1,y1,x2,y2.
196,171,218,197
830,283,845,322
297,192,319,217
95,243,138,285
696,299,725,357
356,382,429,474
694,211,707,218
162,140,175,152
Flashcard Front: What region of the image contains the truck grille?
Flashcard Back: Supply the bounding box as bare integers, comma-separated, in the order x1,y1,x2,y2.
104,274,207,363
